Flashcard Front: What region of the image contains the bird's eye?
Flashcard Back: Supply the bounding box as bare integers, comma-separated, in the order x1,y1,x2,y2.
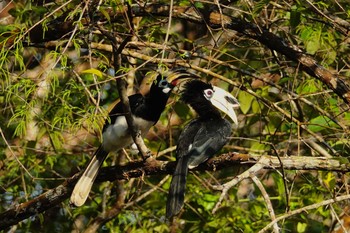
203,89,214,99
158,80,168,88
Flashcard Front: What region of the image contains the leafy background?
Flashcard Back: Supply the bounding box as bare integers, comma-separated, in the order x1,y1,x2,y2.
1,0,350,232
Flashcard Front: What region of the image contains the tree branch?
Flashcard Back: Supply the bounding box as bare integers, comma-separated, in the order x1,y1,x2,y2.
1,153,349,230
26,3,350,104
98,10,152,161
251,175,280,233
258,194,350,233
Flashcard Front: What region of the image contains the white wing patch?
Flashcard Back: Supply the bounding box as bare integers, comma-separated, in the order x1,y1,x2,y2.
188,144,192,151
102,116,154,152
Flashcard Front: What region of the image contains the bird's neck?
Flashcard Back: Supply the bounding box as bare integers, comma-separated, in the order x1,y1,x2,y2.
146,92,168,110
142,92,168,121
192,104,221,120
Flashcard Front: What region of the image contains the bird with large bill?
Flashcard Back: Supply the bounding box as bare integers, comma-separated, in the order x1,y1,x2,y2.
166,79,240,218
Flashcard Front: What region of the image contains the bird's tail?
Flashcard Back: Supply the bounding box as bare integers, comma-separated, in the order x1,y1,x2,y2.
70,146,109,206
166,156,189,218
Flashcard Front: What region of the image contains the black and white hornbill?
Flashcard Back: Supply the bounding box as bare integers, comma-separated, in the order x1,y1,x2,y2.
70,70,193,207
166,79,240,218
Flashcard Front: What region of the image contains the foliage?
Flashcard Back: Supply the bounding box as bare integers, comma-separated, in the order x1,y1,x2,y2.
1,0,350,232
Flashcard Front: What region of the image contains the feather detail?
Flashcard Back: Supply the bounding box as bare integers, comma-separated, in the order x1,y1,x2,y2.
70,147,108,206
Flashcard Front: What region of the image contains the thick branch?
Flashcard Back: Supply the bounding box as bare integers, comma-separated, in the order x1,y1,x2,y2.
1,153,349,230
0,173,78,230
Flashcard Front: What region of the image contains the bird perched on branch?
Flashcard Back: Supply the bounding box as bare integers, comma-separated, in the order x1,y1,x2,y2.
166,79,240,218
70,70,194,207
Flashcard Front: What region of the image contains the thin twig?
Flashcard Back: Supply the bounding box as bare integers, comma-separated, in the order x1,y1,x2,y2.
251,175,280,233
160,0,173,61
124,175,170,209
0,128,34,179
211,156,267,213
329,204,348,233
258,194,350,233
72,70,100,107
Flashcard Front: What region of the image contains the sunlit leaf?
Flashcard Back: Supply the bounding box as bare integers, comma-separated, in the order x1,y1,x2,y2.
308,115,336,132
297,222,307,233
238,91,254,114
81,68,103,78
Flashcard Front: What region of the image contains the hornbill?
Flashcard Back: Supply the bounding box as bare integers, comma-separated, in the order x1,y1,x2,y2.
166,79,240,218
70,70,193,207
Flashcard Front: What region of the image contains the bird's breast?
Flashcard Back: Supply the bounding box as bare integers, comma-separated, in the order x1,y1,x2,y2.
102,115,154,152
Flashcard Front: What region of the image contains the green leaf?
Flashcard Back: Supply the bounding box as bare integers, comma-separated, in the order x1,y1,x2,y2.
196,193,218,211
306,38,320,54
49,131,64,150
290,6,301,28
297,222,307,233
100,8,111,22
308,116,335,132
174,102,190,120
251,99,261,113
81,68,103,78
321,171,336,190
0,25,18,34
32,6,47,15
296,79,320,94
250,141,268,152
238,91,254,114
194,2,204,8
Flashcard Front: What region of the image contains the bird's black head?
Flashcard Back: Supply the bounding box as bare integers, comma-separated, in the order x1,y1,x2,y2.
149,69,198,98
150,74,174,97
144,70,198,122
181,80,213,102
140,74,177,122
181,80,240,123
181,80,217,117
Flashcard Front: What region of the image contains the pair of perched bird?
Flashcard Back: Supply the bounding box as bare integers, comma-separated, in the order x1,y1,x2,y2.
70,69,240,218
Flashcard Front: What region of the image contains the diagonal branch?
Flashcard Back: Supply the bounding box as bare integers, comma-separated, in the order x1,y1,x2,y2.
97,10,152,161
251,175,280,233
258,194,350,233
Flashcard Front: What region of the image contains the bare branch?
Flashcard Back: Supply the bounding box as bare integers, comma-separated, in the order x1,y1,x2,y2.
211,156,266,213
258,194,350,233
98,12,152,161
251,175,280,233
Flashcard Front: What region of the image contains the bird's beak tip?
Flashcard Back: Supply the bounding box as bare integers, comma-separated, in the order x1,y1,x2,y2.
227,102,240,125
211,86,240,124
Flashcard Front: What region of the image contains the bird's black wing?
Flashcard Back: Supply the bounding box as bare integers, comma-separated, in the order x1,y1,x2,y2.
102,93,145,132
166,118,231,218
178,118,231,167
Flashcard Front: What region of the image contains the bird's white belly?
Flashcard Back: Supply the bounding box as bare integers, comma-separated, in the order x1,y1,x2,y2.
102,116,154,152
